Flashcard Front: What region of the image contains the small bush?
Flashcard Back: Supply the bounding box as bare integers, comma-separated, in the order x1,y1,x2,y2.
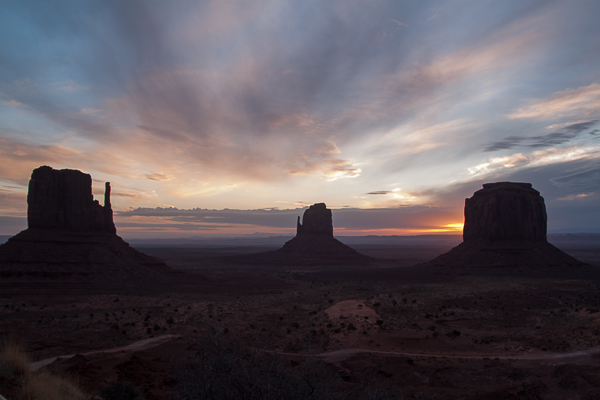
446,330,461,338
0,339,30,381
23,370,85,400
1,339,87,400
100,380,146,400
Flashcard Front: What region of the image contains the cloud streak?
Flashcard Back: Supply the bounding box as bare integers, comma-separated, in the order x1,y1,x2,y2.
484,120,599,152
508,83,600,120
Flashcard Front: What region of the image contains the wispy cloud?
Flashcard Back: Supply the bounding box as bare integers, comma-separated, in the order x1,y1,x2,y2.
484,120,599,152
116,205,463,234
1,99,23,107
367,191,391,195
145,172,174,182
557,192,594,201
52,80,89,92
468,145,600,178
508,83,600,120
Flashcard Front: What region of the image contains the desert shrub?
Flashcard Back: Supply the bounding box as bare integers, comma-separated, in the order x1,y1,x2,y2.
100,380,146,400
0,339,30,383
21,370,85,400
172,326,341,400
446,330,461,338
1,339,89,400
353,381,406,400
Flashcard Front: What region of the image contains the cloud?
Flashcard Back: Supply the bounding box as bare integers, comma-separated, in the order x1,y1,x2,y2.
116,205,463,234
550,162,600,188
1,0,600,232
145,172,174,182
508,83,600,120
1,99,23,107
0,187,27,215
52,80,89,92
557,192,594,201
468,145,600,178
483,120,599,151
389,19,407,27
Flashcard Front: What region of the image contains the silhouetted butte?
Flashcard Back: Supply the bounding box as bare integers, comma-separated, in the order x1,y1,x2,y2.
229,203,371,265
426,182,592,275
0,166,173,292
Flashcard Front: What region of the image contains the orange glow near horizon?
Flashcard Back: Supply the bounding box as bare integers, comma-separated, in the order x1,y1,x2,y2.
115,222,465,238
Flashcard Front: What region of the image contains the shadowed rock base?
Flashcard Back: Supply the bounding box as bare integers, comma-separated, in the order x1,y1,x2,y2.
273,234,372,265
0,228,185,294
0,228,171,278
426,239,594,276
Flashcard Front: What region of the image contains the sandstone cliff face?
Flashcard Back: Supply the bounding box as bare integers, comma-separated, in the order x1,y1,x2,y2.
27,166,116,234
296,203,334,237
463,182,546,242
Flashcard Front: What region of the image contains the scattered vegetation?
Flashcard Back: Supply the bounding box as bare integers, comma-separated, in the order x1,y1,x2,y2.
172,325,410,400
99,380,146,400
0,339,87,400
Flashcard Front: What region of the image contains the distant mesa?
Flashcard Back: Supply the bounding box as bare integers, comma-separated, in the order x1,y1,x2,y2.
0,166,174,293
230,203,371,265
295,203,333,237
462,182,546,242
277,203,368,259
426,182,589,273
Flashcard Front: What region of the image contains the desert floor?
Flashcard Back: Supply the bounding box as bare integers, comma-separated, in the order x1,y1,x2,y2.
2,238,600,399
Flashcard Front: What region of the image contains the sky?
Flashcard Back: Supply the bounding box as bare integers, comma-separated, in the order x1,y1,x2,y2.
1,0,600,238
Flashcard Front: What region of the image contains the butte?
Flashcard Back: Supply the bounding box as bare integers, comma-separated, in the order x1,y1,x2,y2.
229,203,371,265
425,182,594,276
0,166,177,294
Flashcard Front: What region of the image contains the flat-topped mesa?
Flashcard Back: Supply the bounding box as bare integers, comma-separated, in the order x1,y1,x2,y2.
463,182,547,242
296,203,333,237
423,181,589,274
27,166,116,234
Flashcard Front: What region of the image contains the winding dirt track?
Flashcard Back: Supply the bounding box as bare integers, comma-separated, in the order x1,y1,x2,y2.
31,335,600,372
318,346,600,364
30,334,180,371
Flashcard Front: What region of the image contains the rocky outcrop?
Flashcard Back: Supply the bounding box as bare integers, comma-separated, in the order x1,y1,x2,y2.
274,203,371,264
426,182,588,274
0,166,175,292
27,166,116,233
227,203,371,265
296,203,333,237
463,182,546,242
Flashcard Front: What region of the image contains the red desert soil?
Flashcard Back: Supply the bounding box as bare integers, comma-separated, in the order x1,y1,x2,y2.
2,242,600,399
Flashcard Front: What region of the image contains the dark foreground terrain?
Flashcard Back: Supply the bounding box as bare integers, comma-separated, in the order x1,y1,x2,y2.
2,234,600,399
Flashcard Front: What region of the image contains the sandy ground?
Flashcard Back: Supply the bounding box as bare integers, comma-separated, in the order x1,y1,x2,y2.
2,241,600,399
